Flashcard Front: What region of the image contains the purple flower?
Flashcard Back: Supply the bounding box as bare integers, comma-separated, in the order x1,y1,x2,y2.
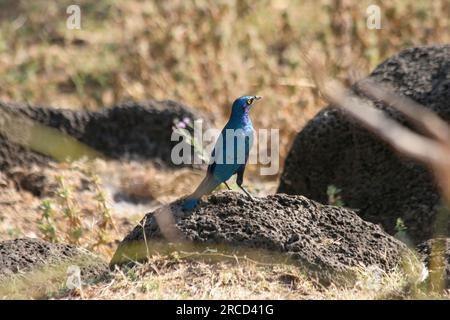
182,117,191,125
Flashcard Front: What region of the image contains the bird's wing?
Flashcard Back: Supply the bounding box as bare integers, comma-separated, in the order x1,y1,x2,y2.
207,126,228,175
207,137,218,175
244,132,253,163
209,127,253,180
207,157,216,175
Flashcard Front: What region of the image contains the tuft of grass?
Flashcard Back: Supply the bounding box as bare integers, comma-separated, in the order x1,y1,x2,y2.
55,175,84,244
0,255,106,300
37,199,59,243
33,160,120,255
43,252,446,300
85,169,117,249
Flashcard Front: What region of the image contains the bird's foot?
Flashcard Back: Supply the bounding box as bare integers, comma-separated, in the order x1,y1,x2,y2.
238,185,254,201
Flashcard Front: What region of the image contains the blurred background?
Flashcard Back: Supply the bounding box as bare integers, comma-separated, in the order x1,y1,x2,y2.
0,0,449,299
1,0,449,173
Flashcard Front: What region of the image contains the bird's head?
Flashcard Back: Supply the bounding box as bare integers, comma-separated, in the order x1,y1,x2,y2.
231,95,262,116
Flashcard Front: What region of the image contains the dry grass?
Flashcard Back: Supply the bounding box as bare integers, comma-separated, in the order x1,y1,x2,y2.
0,161,449,299
89,256,408,300
304,43,450,296
0,159,201,256
0,254,105,300
1,0,449,179
2,250,441,300
0,157,278,258
1,0,450,299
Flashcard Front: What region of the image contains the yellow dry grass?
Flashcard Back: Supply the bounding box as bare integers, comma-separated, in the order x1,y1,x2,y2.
2,251,444,300
1,1,449,178
1,0,449,300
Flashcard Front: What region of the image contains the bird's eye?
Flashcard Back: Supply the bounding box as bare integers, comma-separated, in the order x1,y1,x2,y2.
246,99,252,105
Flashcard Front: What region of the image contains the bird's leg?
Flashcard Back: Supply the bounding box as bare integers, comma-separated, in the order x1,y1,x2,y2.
223,181,232,190
236,165,254,200
238,184,254,200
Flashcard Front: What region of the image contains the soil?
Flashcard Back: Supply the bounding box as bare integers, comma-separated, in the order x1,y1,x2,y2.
111,191,415,285
0,238,107,281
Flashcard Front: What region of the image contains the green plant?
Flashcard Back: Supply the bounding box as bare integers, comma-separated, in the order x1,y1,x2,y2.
172,117,209,163
38,199,59,242
327,185,344,207
393,218,413,246
55,176,83,244
395,218,407,233
89,171,116,249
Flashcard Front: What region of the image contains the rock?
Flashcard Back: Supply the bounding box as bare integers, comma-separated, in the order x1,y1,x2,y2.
111,191,415,285
417,238,450,289
0,129,50,172
0,100,208,171
0,238,108,282
278,45,450,243
0,100,208,196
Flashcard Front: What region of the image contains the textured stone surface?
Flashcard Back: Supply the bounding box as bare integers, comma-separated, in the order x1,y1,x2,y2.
0,100,207,171
111,191,412,284
278,45,450,243
0,238,107,281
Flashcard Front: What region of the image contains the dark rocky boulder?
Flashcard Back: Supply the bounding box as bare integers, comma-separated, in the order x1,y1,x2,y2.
111,191,417,285
0,100,208,172
278,45,450,243
0,238,107,282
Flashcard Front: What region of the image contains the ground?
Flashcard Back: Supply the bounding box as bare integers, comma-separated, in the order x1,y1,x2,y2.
0,0,450,299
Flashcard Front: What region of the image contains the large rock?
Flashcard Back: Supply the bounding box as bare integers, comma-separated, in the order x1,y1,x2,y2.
278,45,450,243
0,100,207,171
0,238,107,281
111,191,416,285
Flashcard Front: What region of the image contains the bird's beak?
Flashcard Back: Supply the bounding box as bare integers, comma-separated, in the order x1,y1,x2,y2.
253,96,262,102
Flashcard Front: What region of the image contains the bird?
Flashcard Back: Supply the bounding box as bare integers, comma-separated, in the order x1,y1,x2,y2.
182,95,262,210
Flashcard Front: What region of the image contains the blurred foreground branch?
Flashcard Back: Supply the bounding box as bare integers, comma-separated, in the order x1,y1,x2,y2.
305,53,450,202
304,53,449,293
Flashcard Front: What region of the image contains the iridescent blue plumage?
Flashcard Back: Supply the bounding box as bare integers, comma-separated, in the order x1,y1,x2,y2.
182,95,261,210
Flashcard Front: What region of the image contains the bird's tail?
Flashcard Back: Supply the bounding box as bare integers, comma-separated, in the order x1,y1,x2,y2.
182,174,221,210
